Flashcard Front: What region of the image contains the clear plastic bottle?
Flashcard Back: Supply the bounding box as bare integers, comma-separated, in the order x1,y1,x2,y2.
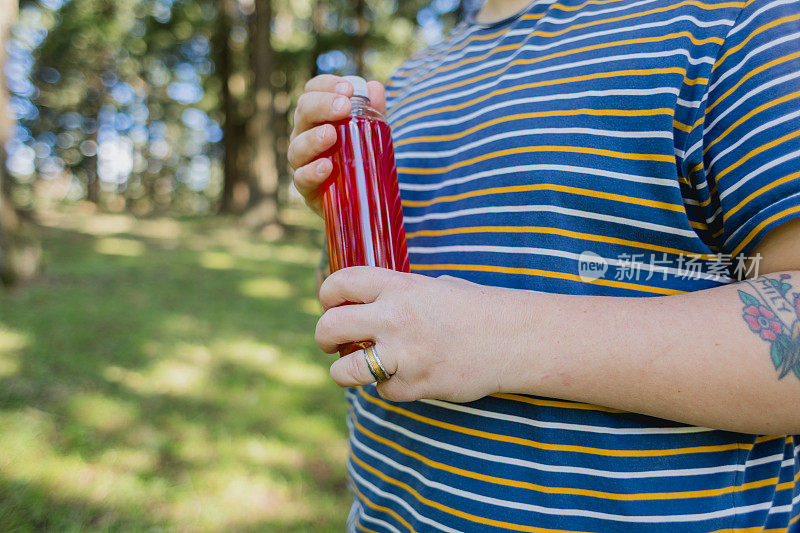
320,75,410,357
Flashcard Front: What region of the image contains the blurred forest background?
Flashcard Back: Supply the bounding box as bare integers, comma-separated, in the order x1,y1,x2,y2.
0,0,478,530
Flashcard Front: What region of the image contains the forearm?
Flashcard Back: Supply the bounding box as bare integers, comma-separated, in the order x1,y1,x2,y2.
499,271,800,434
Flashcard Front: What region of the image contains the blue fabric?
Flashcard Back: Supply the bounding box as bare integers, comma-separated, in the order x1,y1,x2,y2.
346,0,800,530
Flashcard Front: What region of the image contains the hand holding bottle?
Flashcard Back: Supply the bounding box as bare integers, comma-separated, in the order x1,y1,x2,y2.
288,75,387,217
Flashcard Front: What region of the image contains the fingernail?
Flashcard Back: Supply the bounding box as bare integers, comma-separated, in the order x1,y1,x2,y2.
333,96,348,113
317,159,329,175
335,82,350,94
316,125,327,141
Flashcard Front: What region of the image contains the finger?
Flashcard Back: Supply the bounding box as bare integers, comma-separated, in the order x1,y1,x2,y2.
292,158,332,203
367,81,387,115
315,303,376,354
329,349,380,388
376,376,416,403
318,266,397,311
288,124,337,170
305,74,354,95
293,91,351,138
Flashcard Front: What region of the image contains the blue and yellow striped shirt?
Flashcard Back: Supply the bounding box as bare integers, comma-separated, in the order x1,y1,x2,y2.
346,0,800,530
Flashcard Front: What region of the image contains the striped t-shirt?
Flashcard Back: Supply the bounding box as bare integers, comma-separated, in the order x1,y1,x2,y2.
345,0,800,530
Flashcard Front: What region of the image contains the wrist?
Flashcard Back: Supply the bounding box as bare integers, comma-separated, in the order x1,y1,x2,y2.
485,287,551,395
493,290,589,400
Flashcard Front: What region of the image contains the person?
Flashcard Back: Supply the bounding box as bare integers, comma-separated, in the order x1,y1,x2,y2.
288,0,800,530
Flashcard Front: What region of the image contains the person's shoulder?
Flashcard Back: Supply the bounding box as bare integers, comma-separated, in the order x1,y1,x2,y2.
387,22,472,92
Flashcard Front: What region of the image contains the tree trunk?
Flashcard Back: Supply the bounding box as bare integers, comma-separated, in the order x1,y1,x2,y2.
85,134,99,205
309,0,326,76
242,0,279,232
217,0,246,214
0,0,39,286
273,73,292,211
354,0,369,77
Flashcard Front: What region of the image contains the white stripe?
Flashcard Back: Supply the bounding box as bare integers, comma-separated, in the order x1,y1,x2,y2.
766,492,800,516
392,29,531,100
403,204,699,239
725,0,799,39
390,14,732,123
707,108,800,173
351,421,781,523
719,149,800,202
391,0,668,99
394,88,679,140
392,10,730,110
358,514,403,533
676,97,702,109
669,71,800,193
351,433,786,524
706,70,800,135
708,30,800,95
347,461,461,533
406,38,712,99
421,398,715,434
394,24,478,72
398,163,677,192
407,245,730,283
391,43,718,124
347,390,794,480
395,127,673,160
723,189,800,249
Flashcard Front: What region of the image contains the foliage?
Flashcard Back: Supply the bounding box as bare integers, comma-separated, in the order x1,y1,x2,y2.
5,0,468,216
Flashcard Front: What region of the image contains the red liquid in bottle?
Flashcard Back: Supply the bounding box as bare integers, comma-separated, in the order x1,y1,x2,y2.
321,97,410,357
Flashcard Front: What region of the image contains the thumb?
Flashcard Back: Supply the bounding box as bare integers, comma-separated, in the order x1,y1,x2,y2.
367,81,387,115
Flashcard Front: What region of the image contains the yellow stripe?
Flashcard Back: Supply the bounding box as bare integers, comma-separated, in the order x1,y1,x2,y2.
715,128,800,182
405,225,718,260
396,0,726,98
354,417,781,502
707,50,800,116
398,145,674,176
731,203,800,257
791,513,800,525
395,28,722,110
396,108,673,147
717,508,791,532
674,115,705,134
389,13,548,97
411,263,684,295
775,468,800,491
703,89,800,156
530,0,742,38
350,480,418,532
393,68,687,129
358,390,767,456
401,183,685,212
392,25,495,84
712,13,800,73
492,392,628,413
351,451,594,533
534,0,636,13
355,522,379,533
723,170,800,222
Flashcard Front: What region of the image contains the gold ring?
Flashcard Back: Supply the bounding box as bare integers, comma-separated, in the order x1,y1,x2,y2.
363,344,389,382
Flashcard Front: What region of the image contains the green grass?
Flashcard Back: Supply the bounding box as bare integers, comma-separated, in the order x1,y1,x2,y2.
0,208,353,531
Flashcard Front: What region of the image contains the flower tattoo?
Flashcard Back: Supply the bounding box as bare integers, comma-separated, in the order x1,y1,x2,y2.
739,274,800,381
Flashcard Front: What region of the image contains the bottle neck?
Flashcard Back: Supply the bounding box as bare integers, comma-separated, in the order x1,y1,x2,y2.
350,95,372,115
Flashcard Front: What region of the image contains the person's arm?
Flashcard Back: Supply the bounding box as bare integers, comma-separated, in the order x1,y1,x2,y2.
314,217,800,435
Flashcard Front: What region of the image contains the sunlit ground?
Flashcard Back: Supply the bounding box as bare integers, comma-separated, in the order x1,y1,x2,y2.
0,207,353,531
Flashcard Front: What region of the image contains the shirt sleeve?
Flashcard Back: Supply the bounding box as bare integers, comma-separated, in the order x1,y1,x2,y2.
702,0,800,259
